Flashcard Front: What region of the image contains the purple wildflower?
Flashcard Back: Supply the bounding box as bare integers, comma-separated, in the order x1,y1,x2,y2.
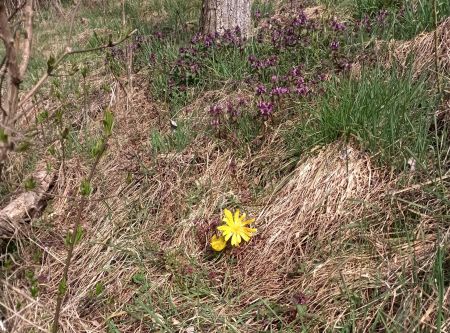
293,10,307,27
209,105,223,116
331,18,346,31
376,9,388,24
257,101,274,117
234,26,242,37
204,34,214,47
154,31,164,40
295,84,309,96
210,118,220,127
256,84,267,95
237,97,247,107
266,55,278,67
330,40,339,51
362,15,372,32
295,76,305,85
191,33,202,45
271,86,290,96
226,102,238,117
290,66,303,78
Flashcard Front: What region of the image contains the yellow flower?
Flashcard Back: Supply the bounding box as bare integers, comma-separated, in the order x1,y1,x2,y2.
217,208,257,247
210,234,227,251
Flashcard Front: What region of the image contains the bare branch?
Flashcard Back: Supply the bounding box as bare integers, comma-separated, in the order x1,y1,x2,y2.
67,1,82,47
0,3,21,123
18,0,33,78
0,55,7,117
7,0,26,22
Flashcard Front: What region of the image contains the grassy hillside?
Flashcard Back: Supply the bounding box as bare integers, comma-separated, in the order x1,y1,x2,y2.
0,0,449,332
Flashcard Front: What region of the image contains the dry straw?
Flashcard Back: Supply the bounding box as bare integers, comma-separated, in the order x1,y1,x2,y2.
381,17,450,77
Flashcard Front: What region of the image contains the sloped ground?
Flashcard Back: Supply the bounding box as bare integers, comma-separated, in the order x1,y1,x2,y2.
2,80,449,332
1,1,450,332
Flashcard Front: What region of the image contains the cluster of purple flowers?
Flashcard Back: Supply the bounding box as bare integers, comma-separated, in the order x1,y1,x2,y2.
220,26,244,47
331,18,346,32
353,9,391,33
260,10,317,49
295,81,309,96
253,63,318,118
209,97,248,127
271,86,289,96
170,27,246,91
190,26,244,49
330,40,340,51
170,46,203,89
209,105,223,127
163,5,389,127
253,9,262,20
248,55,279,70
256,101,274,117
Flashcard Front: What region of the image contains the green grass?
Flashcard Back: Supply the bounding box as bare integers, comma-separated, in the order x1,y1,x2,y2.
2,0,450,332
149,121,192,155
289,67,438,170
329,0,450,40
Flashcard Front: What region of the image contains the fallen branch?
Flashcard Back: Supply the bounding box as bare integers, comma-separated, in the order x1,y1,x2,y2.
0,162,56,238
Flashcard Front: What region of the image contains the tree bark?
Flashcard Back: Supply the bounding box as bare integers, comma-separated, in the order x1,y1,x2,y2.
201,0,252,39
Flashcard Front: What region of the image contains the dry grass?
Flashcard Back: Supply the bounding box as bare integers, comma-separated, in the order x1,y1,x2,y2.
1,3,450,333
3,91,448,330
381,17,450,77
233,142,449,331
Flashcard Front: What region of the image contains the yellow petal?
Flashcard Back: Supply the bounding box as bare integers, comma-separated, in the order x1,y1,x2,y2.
217,225,227,232
243,227,257,234
210,235,226,251
232,234,242,246
240,212,246,222
224,232,232,241
243,218,255,226
241,233,250,242
231,234,238,246
223,209,234,226
234,209,240,222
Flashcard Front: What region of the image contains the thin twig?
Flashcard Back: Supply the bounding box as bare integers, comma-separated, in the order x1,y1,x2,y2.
18,0,33,78
0,55,7,117
391,173,450,196
433,0,442,95
50,145,107,333
432,0,444,190
7,0,26,22
66,1,82,48
17,29,137,111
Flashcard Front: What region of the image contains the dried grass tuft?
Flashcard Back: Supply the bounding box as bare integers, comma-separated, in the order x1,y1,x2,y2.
381,17,450,77
222,141,447,331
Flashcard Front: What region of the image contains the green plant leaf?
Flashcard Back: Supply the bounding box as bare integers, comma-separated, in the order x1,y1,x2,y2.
24,177,36,191
103,110,114,136
47,55,56,74
80,179,92,196
58,278,67,296
0,128,8,143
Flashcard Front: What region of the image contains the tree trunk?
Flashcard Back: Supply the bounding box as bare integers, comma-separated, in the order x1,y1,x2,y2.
201,0,252,39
